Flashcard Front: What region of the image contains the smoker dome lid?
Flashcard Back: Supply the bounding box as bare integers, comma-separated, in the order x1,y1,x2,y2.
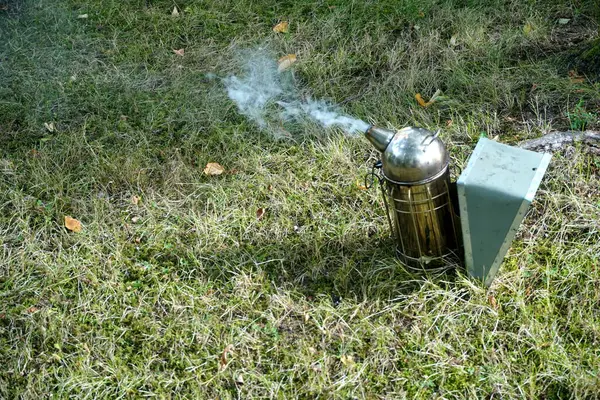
382,127,449,184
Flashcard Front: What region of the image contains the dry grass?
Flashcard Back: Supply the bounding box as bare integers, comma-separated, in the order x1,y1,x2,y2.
1,0,599,398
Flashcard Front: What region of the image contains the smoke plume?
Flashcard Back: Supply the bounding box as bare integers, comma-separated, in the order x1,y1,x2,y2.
224,48,369,136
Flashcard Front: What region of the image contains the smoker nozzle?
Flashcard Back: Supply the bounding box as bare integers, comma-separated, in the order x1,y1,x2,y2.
364,125,396,153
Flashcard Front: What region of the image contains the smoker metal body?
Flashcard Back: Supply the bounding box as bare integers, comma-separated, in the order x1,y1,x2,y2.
366,126,461,269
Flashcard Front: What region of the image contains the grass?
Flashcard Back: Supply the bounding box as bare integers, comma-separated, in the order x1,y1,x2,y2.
1,0,600,398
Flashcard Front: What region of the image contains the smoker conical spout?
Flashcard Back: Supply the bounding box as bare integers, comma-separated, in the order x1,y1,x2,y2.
364,125,395,152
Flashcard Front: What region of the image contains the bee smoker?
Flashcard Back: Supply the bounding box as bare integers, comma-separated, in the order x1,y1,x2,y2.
365,126,461,269
363,125,552,285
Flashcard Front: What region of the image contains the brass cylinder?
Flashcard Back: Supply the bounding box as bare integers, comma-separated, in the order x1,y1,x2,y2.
383,167,460,268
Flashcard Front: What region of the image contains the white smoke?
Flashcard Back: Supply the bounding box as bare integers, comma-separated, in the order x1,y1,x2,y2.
224,48,369,135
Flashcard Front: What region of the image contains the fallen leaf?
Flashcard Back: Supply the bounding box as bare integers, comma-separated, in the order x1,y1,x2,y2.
219,344,234,371
267,184,273,191
27,306,39,313
418,11,425,18
131,195,140,205
44,122,56,133
256,208,266,220
568,70,585,84
415,93,434,108
557,18,570,25
77,14,88,19
340,354,355,367
171,6,179,17
203,162,225,176
523,22,534,35
64,216,82,233
446,119,453,127
356,180,367,190
173,48,185,56
277,54,297,72
272,21,289,33
488,295,498,309
449,34,458,47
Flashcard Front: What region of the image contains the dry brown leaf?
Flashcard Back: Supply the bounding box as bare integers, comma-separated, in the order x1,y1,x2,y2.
171,6,179,17
131,195,140,205
446,119,453,127
219,344,234,371
203,162,225,176
488,295,498,309
64,216,82,233
278,54,297,72
568,70,585,84
356,180,367,190
27,306,39,313
173,48,185,56
415,93,433,108
272,21,289,33
256,208,266,220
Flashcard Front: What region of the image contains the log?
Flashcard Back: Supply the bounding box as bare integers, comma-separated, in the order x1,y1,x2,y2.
519,131,600,154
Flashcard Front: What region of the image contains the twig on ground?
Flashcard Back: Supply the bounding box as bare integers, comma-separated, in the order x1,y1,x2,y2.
519,131,600,154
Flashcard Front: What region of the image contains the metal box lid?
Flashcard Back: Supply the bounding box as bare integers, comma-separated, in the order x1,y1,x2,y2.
457,138,552,286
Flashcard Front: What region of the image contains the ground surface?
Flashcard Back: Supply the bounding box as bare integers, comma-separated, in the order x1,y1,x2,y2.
1,0,599,398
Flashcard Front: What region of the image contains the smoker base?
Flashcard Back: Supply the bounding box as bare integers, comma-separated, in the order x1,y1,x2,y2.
395,248,463,274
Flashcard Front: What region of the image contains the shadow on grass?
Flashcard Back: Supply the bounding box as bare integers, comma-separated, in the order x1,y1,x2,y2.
127,229,466,302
